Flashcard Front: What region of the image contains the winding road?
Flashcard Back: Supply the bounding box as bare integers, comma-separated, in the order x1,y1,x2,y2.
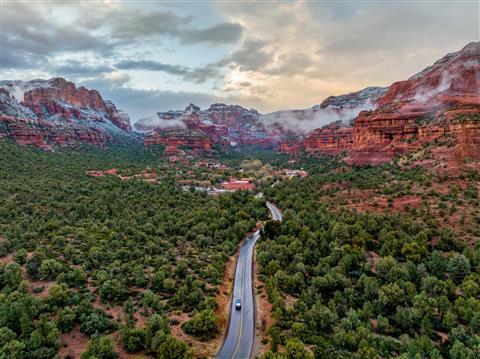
217,201,282,359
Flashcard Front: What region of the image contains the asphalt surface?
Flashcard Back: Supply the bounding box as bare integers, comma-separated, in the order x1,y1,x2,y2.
217,201,282,359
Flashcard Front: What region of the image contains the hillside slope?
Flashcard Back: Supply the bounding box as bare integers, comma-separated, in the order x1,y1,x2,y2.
280,42,479,169
0,78,134,150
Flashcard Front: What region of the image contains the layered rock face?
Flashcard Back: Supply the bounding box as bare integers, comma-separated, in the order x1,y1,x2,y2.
0,78,132,149
279,125,354,155
345,41,480,166
304,126,354,154
277,87,387,154
280,42,479,166
136,103,274,150
144,128,214,155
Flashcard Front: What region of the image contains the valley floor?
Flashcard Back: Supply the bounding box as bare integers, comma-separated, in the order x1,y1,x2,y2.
1,141,480,358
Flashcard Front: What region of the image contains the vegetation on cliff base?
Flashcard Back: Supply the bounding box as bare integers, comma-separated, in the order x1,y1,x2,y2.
258,157,480,358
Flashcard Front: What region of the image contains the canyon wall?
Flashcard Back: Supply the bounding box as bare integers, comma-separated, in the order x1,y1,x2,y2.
144,128,214,155
280,42,480,166
0,78,132,149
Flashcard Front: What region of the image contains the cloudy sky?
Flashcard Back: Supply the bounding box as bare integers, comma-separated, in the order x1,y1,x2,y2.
1,0,478,121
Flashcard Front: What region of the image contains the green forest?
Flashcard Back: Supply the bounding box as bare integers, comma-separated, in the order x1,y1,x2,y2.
258,159,480,358
0,142,266,358
1,141,479,358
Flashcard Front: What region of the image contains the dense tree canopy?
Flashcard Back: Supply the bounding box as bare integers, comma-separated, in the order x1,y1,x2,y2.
0,142,266,357
1,141,479,358
258,157,480,358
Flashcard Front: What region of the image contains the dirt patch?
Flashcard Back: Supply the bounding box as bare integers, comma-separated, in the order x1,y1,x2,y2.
216,252,236,330
103,305,126,324
435,331,449,345
252,249,275,357
284,294,298,309
367,251,381,274
168,311,219,358
0,253,14,265
58,326,90,359
133,310,149,328
28,280,56,298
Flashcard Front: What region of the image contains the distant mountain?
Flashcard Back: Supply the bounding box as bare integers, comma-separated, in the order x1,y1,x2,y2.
280,41,480,169
0,78,134,150
2,42,478,167
264,86,388,135
136,103,275,153
136,86,388,154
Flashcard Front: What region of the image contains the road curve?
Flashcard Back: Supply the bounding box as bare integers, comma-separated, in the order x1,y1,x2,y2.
217,201,282,359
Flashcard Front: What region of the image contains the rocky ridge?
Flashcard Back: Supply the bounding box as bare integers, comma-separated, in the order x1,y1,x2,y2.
138,103,275,152
345,41,480,166
0,78,133,149
280,42,480,167
138,86,387,153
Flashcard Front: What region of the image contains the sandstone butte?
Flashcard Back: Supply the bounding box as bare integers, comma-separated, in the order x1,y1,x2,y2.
280,41,480,167
144,128,214,155
139,103,275,152
0,78,131,149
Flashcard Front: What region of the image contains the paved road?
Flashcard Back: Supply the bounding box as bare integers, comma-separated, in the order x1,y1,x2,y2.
217,201,282,359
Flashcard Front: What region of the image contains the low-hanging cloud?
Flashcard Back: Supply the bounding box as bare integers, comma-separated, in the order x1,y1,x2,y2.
262,100,378,134
413,70,453,103
135,116,187,132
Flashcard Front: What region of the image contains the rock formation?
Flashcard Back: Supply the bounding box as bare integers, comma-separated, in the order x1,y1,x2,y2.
304,126,354,154
0,78,132,149
137,103,275,150
144,128,214,155
345,41,480,166
280,42,480,167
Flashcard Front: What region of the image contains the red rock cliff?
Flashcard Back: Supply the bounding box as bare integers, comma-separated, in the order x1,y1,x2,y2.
144,128,214,155
0,78,132,149
345,42,479,166
280,42,479,166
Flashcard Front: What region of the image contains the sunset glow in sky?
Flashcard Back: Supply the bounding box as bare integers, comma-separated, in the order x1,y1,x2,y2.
2,0,479,120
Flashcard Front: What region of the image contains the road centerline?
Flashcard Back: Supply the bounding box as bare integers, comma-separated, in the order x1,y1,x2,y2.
217,202,282,359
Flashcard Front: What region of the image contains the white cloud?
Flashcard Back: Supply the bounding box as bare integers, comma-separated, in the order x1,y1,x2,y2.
105,71,131,86
2,0,478,117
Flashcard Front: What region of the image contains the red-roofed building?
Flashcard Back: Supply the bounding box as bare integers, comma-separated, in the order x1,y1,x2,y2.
221,178,255,191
